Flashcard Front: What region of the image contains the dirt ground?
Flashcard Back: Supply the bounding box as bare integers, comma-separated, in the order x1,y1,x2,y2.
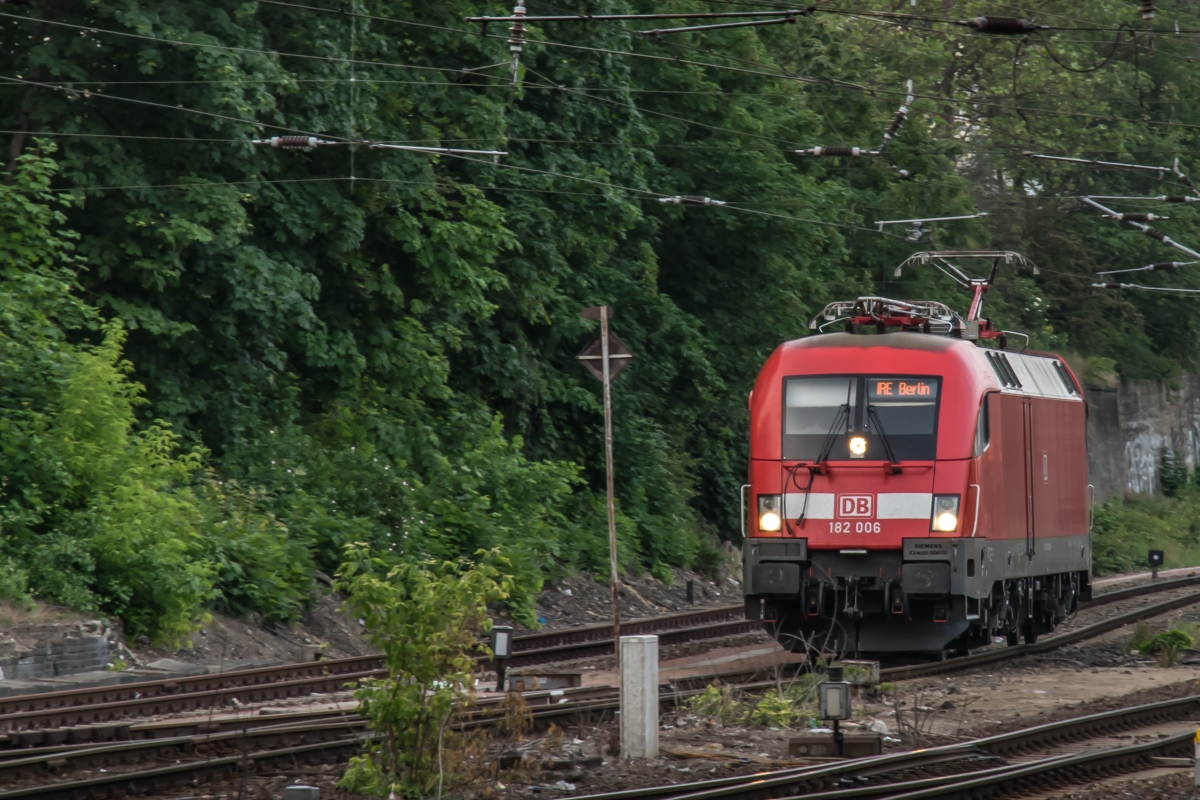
0,542,746,671
494,543,745,634
126,589,376,667
1043,770,1199,799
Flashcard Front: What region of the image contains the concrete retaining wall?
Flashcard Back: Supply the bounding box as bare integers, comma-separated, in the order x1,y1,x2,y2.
1086,373,1200,500
0,620,121,681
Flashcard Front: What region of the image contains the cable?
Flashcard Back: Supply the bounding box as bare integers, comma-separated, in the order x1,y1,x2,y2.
11,174,645,200
0,11,511,83
0,75,349,140
1032,24,1132,74
720,202,904,238
521,65,804,148
1092,282,1200,294
12,8,1200,138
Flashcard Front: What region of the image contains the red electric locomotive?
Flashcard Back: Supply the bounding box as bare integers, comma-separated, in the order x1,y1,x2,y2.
742,255,1092,657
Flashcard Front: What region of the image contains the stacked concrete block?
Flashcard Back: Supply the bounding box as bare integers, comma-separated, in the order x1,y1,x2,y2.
0,620,122,681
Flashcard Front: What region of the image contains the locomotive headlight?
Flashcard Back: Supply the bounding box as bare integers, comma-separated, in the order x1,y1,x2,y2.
931,494,961,532
758,494,783,532
848,435,868,457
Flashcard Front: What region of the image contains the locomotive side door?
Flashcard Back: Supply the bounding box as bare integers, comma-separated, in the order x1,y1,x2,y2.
1022,397,1036,558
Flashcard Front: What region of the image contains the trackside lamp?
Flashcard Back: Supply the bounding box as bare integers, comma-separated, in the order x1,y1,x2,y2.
491,624,513,692
1149,549,1164,580
819,664,853,757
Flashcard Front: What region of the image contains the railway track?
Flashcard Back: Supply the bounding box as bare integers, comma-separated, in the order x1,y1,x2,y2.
1,577,1198,799
0,604,750,734
566,691,1200,800
2,574,1195,737
880,582,1200,681
6,679,1198,800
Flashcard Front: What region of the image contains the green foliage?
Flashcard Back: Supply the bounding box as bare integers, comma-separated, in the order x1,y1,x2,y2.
1091,487,1200,575
1160,449,1189,498
687,683,739,723
1138,629,1195,666
749,691,802,728
7,0,1200,633
335,543,512,798
1129,621,1156,653
0,558,30,605
0,150,312,642
686,677,823,729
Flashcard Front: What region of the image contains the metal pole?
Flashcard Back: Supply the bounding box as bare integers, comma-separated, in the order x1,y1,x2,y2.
601,307,621,667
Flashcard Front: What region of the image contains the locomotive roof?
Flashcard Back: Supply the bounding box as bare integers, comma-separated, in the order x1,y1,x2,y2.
773,332,1081,400
782,332,967,352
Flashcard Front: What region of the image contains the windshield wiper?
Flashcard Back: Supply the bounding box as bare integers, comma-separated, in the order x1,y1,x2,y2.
814,403,851,465
868,404,903,474
794,402,850,525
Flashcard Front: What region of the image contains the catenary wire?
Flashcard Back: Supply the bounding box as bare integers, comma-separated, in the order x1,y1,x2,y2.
10,12,1200,194
12,9,1200,137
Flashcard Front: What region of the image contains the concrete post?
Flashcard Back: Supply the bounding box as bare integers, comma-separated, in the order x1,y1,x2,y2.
620,635,659,759
1194,729,1199,787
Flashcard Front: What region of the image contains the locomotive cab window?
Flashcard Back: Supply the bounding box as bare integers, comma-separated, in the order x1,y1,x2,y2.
782,376,940,462
783,377,858,461
866,377,940,461
973,395,991,457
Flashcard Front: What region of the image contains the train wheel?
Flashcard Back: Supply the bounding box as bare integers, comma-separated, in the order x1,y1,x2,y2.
1005,629,1019,647
1022,621,1038,645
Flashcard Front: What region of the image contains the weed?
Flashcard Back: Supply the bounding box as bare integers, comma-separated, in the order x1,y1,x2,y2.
688,683,740,723
1129,621,1156,653
1139,629,1195,667
749,691,800,728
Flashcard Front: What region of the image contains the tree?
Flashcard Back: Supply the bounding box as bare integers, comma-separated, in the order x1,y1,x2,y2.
336,543,512,798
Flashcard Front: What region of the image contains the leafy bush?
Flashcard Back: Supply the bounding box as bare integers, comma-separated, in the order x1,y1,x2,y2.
1161,449,1190,498
1091,486,1200,575
749,692,801,728
687,684,740,723
1139,630,1195,667
1128,621,1156,653
0,557,29,605
336,543,512,798
0,148,314,643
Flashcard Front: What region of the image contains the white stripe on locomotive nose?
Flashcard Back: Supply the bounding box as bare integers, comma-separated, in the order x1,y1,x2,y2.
782,492,933,520
877,493,934,519
783,493,835,519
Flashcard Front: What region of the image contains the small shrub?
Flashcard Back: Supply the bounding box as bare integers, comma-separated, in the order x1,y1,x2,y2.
688,683,739,723
1129,621,1156,653
0,558,30,605
1161,448,1190,498
335,543,512,798
1139,629,1195,667
749,691,799,728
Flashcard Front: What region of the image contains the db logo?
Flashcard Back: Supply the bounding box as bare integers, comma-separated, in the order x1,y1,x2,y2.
837,495,873,518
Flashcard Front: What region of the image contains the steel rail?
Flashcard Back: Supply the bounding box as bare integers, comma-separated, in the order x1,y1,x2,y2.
0,605,749,730
0,655,384,716
880,586,1200,681
570,692,1200,800
0,668,383,733
0,718,365,783
857,732,1193,800
0,735,368,800
1082,573,1200,607
6,677,1199,799
0,577,1192,737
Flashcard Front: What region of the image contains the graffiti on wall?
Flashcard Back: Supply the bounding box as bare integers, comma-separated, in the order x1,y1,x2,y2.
1125,431,1163,495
